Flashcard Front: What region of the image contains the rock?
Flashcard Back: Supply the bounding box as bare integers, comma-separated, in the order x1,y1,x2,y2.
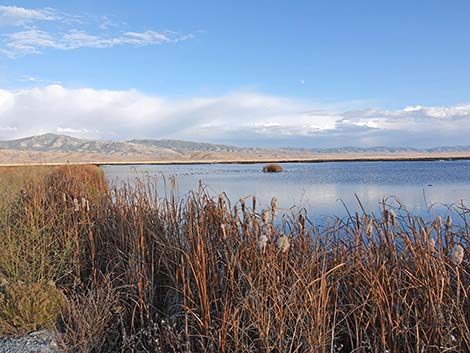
0,331,61,353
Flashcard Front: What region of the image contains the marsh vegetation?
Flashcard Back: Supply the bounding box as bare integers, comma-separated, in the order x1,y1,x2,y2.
0,165,469,352
262,163,284,172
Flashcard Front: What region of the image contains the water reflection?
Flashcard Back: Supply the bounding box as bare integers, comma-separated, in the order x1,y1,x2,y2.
101,161,470,222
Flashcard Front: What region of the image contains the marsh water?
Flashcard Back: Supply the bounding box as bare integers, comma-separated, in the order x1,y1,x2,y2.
102,160,470,222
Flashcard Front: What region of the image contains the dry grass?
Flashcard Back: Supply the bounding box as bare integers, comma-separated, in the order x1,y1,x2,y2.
1,165,470,352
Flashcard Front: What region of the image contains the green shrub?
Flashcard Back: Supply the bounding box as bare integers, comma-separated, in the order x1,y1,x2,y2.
0,280,64,335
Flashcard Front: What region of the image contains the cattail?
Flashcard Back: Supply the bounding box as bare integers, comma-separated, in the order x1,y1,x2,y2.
435,215,442,230
271,196,278,209
446,215,452,230
243,209,251,224
219,193,226,211
299,213,307,230
81,197,87,208
262,209,270,225
271,196,278,220
278,233,290,253
257,234,268,252
383,209,389,224
62,193,67,203
427,238,436,251
420,227,428,239
252,196,257,212
451,244,464,265
366,221,373,237
73,198,80,212
220,223,227,239
240,198,246,212
86,199,90,212
390,211,396,226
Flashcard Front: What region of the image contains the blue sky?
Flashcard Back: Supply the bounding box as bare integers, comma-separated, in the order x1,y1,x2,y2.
1,1,470,147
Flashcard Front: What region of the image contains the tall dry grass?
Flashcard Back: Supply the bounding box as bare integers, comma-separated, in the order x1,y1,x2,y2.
0,166,470,352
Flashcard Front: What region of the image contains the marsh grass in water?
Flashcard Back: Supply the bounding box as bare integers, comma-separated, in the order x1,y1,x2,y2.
0,165,470,352
262,163,283,172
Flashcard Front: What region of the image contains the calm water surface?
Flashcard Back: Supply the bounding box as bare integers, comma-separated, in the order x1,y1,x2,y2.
102,160,470,222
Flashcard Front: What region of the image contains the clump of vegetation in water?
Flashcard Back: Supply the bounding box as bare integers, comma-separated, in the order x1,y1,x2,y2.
1,165,470,352
262,163,284,172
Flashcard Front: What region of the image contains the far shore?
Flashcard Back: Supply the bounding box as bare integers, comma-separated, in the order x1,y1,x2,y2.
2,153,470,167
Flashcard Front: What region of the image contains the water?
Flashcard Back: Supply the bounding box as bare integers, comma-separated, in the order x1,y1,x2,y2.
101,160,470,222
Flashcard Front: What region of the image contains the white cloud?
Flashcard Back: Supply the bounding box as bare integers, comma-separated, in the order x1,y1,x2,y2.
0,6,194,57
56,127,100,134
0,85,470,147
0,5,57,26
18,75,42,83
2,28,192,57
98,16,115,30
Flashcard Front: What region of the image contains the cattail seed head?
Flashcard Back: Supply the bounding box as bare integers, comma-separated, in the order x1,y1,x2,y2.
243,209,251,224
62,193,67,203
271,196,278,211
257,234,268,252
278,233,290,254
252,196,257,212
271,196,278,219
383,209,389,224
446,215,452,229
299,214,307,230
262,209,270,225
219,193,226,210
451,244,464,265
435,216,442,230
240,198,246,212
73,198,80,212
220,223,227,239
366,221,373,237
390,211,396,226
427,238,436,251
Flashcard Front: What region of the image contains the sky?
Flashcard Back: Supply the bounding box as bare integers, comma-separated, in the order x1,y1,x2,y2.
1,1,470,147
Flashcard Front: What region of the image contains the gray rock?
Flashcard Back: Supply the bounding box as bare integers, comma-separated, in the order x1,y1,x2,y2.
0,331,61,353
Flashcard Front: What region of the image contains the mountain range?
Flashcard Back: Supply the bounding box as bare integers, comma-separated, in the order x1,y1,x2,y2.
1,134,470,165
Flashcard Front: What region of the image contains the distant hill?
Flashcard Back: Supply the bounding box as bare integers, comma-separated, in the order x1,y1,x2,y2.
0,134,262,154
1,134,470,165
0,134,291,164
304,145,470,154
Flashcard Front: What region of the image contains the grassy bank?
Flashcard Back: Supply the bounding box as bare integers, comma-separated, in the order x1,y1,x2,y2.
0,165,469,352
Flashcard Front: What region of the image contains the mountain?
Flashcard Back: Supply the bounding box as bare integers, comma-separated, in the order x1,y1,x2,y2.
1,134,470,165
0,134,293,164
0,134,258,154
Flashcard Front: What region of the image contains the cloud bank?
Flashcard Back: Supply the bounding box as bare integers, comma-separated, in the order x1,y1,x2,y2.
0,5,193,57
0,85,470,148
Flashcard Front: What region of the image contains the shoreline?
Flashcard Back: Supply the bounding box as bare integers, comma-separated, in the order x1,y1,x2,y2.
1,154,470,167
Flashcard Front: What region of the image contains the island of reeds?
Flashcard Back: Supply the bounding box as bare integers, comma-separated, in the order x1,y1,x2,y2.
0,165,469,352
262,163,284,172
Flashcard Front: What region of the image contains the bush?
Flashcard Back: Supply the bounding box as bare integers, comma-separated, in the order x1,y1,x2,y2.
56,281,119,353
262,163,284,172
0,281,64,336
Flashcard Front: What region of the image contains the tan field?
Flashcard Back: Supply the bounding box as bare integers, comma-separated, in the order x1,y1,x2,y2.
1,148,470,166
